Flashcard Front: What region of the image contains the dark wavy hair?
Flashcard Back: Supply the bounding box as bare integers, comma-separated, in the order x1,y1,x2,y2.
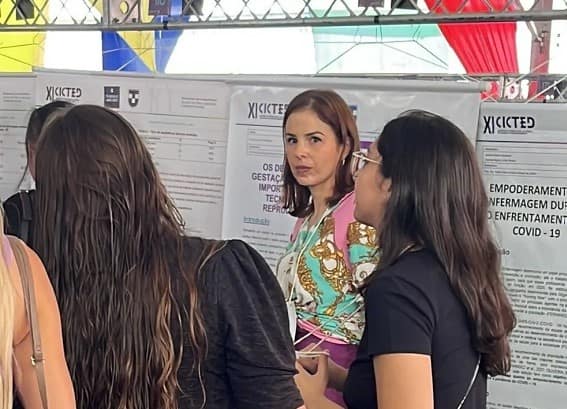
367,110,515,376
19,100,73,185
34,105,208,409
281,89,359,218
26,100,73,147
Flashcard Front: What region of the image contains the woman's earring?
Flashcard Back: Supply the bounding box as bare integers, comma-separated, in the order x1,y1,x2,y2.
342,157,346,166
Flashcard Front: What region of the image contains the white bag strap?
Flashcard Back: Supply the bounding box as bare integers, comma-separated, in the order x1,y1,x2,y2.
457,355,481,409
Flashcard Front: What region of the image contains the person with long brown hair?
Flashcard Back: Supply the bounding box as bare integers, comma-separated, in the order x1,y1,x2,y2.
276,89,378,407
295,110,515,409
33,104,303,409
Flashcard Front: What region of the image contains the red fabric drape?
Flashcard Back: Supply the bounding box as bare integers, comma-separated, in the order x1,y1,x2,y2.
425,0,519,98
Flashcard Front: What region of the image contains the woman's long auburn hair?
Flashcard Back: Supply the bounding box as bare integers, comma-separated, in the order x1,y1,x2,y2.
34,105,208,409
281,89,359,218
367,110,516,377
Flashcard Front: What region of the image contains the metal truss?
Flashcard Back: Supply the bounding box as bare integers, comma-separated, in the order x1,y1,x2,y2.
1,0,567,32
492,72,567,102
318,72,567,102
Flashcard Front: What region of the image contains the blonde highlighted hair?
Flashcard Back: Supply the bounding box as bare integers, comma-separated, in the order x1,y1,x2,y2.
0,214,14,407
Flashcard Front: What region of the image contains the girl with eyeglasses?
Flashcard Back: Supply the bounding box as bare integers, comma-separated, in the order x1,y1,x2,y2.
276,89,378,407
295,111,515,409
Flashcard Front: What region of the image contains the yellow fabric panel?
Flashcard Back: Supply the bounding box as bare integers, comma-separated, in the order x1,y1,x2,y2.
87,0,103,15
1,0,49,24
0,0,48,71
88,0,156,71
0,33,45,71
121,30,156,71
121,0,155,71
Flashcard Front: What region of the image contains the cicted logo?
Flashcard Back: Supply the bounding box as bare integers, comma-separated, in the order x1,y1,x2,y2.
46,86,82,101
248,102,288,120
482,115,535,134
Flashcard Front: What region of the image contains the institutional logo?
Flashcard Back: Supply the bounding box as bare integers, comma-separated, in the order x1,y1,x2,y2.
104,86,120,108
482,115,535,135
248,102,288,120
45,86,82,102
128,89,140,107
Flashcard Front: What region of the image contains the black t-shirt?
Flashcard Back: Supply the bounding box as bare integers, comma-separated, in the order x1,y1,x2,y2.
343,250,486,409
175,238,303,409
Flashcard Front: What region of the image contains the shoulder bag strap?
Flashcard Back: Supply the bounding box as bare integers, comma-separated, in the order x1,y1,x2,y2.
8,237,49,409
456,354,481,409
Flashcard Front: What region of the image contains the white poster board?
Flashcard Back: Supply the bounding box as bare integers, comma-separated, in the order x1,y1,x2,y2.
477,103,567,409
35,70,230,238
0,69,562,408
0,75,35,200
222,83,481,269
